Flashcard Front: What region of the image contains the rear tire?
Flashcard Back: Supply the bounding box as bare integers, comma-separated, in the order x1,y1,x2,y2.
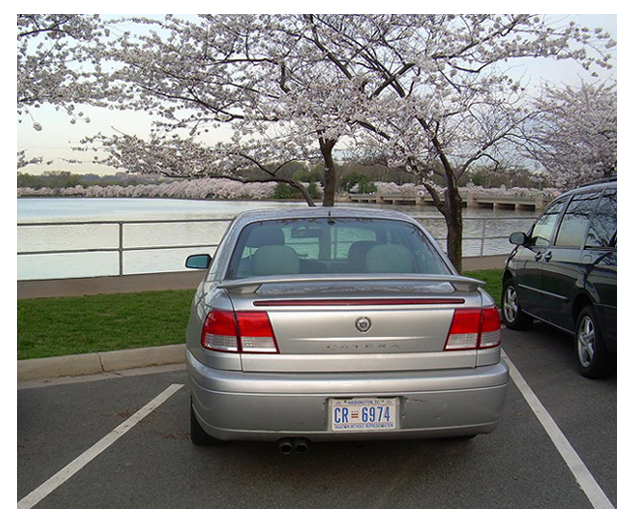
501,279,533,330
576,306,614,379
190,397,228,446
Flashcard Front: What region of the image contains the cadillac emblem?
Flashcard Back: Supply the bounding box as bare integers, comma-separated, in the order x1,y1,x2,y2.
355,317,372,333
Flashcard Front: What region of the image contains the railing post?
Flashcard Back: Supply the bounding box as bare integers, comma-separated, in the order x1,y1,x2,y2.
118,222,124,276
480,218,487,256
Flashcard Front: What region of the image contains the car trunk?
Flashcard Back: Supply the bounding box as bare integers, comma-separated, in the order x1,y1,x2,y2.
221,276,486,373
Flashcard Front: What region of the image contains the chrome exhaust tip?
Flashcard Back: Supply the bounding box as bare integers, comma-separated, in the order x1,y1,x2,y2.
278,438,294,455
293,438,310,454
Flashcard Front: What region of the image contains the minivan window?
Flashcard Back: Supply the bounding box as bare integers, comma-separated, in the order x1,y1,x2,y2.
555,191,600,248
586,189,617,248
226,218,450,279
530,198,567,247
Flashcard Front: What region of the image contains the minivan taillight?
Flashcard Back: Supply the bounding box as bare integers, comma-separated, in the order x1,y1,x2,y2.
201,309,279,354
444,306,501,351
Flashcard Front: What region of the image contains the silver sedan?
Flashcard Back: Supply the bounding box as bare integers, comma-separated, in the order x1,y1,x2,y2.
185,208,509,453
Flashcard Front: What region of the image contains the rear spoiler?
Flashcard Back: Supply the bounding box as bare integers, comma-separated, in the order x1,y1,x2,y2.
218,274,485,294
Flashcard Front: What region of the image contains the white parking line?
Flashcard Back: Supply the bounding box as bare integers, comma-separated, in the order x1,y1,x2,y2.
502,351,614,509
17,383,184,509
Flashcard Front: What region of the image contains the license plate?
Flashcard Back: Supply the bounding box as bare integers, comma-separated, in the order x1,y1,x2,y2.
329,398,398,432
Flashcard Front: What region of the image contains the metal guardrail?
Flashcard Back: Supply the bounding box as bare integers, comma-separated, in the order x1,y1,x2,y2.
17,216,532,278
17,218,233,277
410,215,532,257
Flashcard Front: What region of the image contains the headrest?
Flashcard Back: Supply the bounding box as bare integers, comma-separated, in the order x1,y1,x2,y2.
251,245,300,276
347,241,379,271
365,244,414,273
244,224,285,248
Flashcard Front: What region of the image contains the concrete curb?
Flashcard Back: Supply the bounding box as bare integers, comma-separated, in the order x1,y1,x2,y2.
17,344,186,382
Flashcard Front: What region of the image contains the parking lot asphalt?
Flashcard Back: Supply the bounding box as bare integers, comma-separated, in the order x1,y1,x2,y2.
17,322,617,509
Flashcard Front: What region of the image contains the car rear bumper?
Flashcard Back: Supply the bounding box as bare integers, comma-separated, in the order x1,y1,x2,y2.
187,350,509,442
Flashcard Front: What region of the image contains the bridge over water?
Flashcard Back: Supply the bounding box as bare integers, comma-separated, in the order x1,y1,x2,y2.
347,191,551,212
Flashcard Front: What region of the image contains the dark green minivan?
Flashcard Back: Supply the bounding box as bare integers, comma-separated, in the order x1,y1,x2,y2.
502,180,616,378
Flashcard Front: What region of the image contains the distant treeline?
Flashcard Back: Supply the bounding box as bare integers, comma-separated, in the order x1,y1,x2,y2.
17,163,545,193
17,171,161,190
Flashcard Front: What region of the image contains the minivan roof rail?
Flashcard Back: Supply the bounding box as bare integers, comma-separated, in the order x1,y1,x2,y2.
579,177,617,188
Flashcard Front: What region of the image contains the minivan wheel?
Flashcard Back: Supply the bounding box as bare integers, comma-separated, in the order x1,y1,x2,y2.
190,397,228,446
502,280,533,330
576,306,614,379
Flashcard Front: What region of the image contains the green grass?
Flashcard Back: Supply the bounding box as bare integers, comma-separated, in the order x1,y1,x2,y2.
463,269,504,308
17,289,195,360
17,269,504,360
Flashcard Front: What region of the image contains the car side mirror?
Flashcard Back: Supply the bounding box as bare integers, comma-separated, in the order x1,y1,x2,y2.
509,232,528,246
185,254,212,270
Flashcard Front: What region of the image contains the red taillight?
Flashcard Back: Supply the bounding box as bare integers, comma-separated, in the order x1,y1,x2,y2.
444,306,501,351
236,312,279,353
201,309,279,354
444,308,481,350
201,310,239,352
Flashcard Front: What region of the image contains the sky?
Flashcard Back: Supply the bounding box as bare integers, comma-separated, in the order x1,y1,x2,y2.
15,12,618,176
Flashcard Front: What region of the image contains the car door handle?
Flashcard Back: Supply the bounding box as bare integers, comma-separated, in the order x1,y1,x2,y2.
544,251,552,262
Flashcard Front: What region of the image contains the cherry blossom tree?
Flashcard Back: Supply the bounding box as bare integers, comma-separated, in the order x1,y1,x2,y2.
86,14,615,269
17,150,43,169
520,81,616,189
17,14,110,128
17,14,615,270
294,15,614,270
78,131,320,206
84,15,362,207
16,178,278,200
17,14,115,171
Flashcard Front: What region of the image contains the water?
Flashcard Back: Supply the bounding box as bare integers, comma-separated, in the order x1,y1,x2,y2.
17,198,538,280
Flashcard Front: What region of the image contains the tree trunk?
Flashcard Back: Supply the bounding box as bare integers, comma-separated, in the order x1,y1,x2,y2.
412,114,465,273
319,137,337,207
443,185,464,274
288,179,316,207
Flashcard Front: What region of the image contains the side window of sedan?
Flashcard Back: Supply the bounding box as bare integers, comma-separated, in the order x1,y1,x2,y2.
530,198,567,247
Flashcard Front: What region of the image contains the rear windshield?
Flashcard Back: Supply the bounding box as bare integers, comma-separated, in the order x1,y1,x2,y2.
226,217,450,279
